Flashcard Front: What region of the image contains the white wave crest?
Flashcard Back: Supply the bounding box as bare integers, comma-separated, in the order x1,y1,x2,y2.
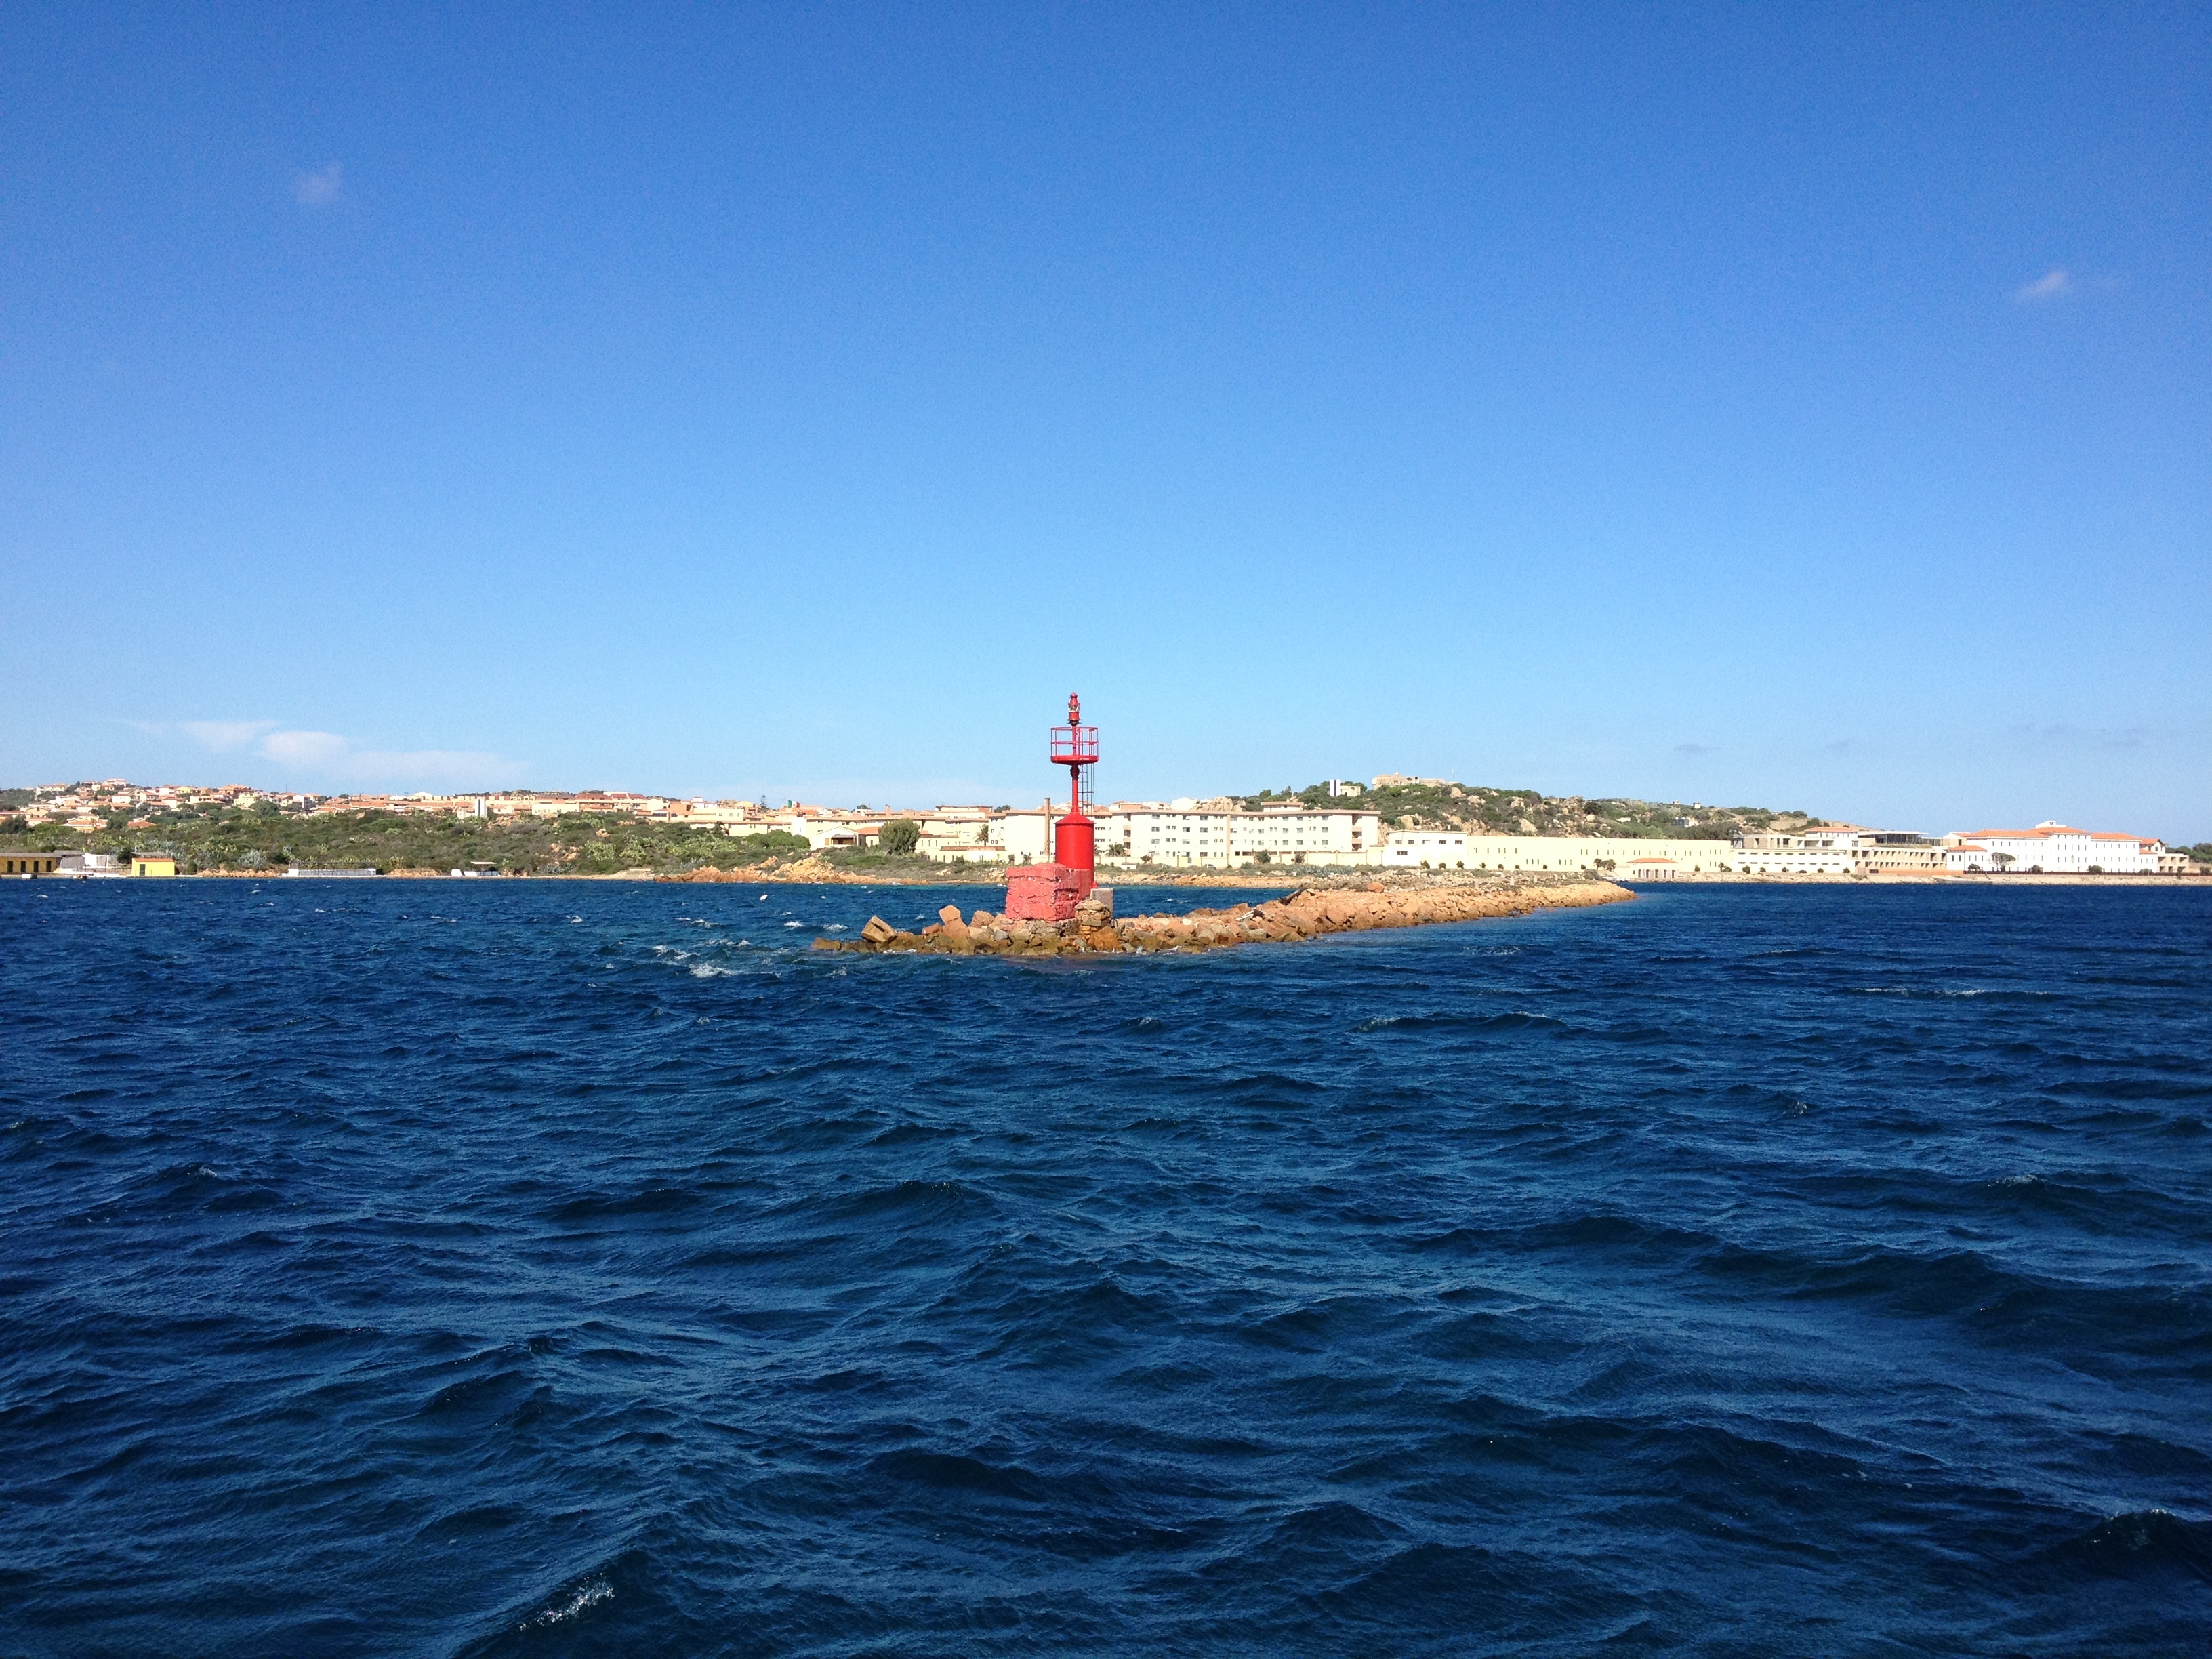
525,1574,611,1627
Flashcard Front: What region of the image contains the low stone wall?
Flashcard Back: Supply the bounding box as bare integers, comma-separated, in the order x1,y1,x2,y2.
813,877,1631,957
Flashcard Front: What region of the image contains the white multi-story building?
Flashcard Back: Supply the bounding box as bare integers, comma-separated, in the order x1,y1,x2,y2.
1101,800,1236,867
1732,825,1947,874
914,808,1050,865
1383,833,1737,875
1227,805,1381,865
1091,802,1382,869
661,800,769,829
776,808,882,851
1942,822,2165,874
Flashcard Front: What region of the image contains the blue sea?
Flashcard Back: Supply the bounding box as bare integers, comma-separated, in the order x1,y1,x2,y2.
3,879,2208,1656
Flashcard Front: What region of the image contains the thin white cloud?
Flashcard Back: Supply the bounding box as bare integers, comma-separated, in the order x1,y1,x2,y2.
252,729,521,789
292,163,343,207
119,718,518,789
258,729,352,768
346,749,516,787
2013,268,2073,304
781,776,1046,808
2008,721,2149,752
181,719,281,751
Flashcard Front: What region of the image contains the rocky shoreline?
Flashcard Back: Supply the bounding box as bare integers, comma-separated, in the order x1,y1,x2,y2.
811,874,1631,957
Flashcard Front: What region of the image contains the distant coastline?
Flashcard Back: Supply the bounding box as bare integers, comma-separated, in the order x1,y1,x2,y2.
9,774,2206,882
150,864,2212,888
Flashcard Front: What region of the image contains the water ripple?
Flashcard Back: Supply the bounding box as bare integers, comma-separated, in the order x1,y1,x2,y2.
2,879,2208,1654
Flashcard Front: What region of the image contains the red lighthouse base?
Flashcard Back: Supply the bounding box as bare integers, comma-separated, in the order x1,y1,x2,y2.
1004,863,1085,922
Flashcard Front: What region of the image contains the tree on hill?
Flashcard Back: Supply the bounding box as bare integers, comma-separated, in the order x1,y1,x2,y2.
878,819,921,855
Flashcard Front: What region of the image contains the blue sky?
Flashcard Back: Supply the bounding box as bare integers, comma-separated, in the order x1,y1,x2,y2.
3,6,2206,837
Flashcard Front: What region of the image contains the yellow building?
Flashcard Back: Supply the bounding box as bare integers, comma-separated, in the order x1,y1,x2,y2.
2,851,64,876
131,854,178,877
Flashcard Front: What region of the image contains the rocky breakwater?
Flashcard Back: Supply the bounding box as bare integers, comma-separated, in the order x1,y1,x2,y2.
813,876,1631,958
661,854,846,884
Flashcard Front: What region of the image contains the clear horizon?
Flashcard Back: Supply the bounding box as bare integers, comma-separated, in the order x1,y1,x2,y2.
3,8,2205,839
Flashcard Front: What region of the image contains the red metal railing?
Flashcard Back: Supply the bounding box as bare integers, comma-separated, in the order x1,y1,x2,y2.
1052,694,1099,818
1050,726,1099,767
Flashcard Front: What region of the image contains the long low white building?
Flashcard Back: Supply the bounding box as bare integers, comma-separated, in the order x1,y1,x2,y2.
1384,832,1738,875
1942,821,2167,874
1731,848,1856,876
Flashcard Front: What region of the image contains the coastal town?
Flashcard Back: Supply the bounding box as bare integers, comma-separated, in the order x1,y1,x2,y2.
3,775,2203,879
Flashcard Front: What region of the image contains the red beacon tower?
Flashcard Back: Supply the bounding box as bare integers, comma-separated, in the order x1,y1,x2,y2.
1003,693,1105,922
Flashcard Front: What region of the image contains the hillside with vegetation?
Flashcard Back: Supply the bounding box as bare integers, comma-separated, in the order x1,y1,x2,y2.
0,801,806,876
1234,779,1818,842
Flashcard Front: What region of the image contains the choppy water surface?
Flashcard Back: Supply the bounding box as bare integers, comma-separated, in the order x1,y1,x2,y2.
3,880,2209,1656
